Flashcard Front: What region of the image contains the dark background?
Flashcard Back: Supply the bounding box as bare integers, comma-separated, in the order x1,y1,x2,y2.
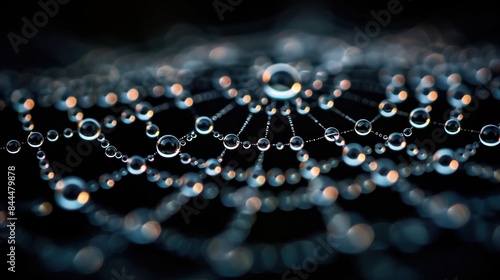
1,1,500,280
2,0,500,70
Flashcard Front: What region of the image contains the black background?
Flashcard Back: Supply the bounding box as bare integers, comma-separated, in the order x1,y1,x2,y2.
2,0,500,70
1,1,500,280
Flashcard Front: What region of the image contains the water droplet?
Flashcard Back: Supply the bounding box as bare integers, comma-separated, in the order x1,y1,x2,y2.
409,108,430,128
406,143,419,156
444,119,461,135
280,105,291,116
55,176,89,210
479,124,500,147
454,148,469,162
156,135,181,158
146,124,160,138
105,146,117,158
123,209,161,244
146,155,154,162
378,100,397,117
308,176,338,206
296,102,310,115
39,159,50,170
104,115,117,128
267,168,285,187
265,104,277,115
335,136,345,146
6,140,21,154
195,116,214,135
374,143,386,154
324,127,340,142
180,172,203,197
447,84,471,108
97,133,105,142
403,128,413,137
385,84,408,103
432,149,459,175
289,136,304,151
296,149,309,162
465,144,476,155
242,141,251,149
387,133,406,151
127,156,147,175
417,149,428,160
355,119,372,136
180,153,191,164
371,158,399,187
99,139,109,148
78,118,101,141
46,130,59,142
246,166,266,187
300,159,320,179
205,158,221,176
135,102,154,121
36,150,46,159
248,101,262,113
63,128,73,138
68,107,83,122
120,109,136,124
415,86,438,104
223,134,240,150
257,138,271,151
318,94,334,110
262,63,301,100
342,143,366,166
27,132,44,148
276,142,284,150
21,120,33,131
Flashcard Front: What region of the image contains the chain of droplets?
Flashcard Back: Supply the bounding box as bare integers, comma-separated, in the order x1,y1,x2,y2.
2,28,500,277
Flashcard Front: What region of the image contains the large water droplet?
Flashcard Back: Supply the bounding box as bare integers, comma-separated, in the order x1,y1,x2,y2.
289,136,304,151
127,156,147,175
324,127,340,142
157,135,181,158
444,119,461,135
371,158,399,187
54,176,89,210
409,108,430,128
387,133,406,151
195,116,214,135
6,140,21,154
355,119,372,136
78,118,101,140
262,63,301,100
342,143,366,166
27,132,44,148
180,172,203,197
432,149,459,175
378,100,397,117
479,124,500,147
223,134,240,150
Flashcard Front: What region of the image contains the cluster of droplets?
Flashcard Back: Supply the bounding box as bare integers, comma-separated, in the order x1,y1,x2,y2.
1,25,500,279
